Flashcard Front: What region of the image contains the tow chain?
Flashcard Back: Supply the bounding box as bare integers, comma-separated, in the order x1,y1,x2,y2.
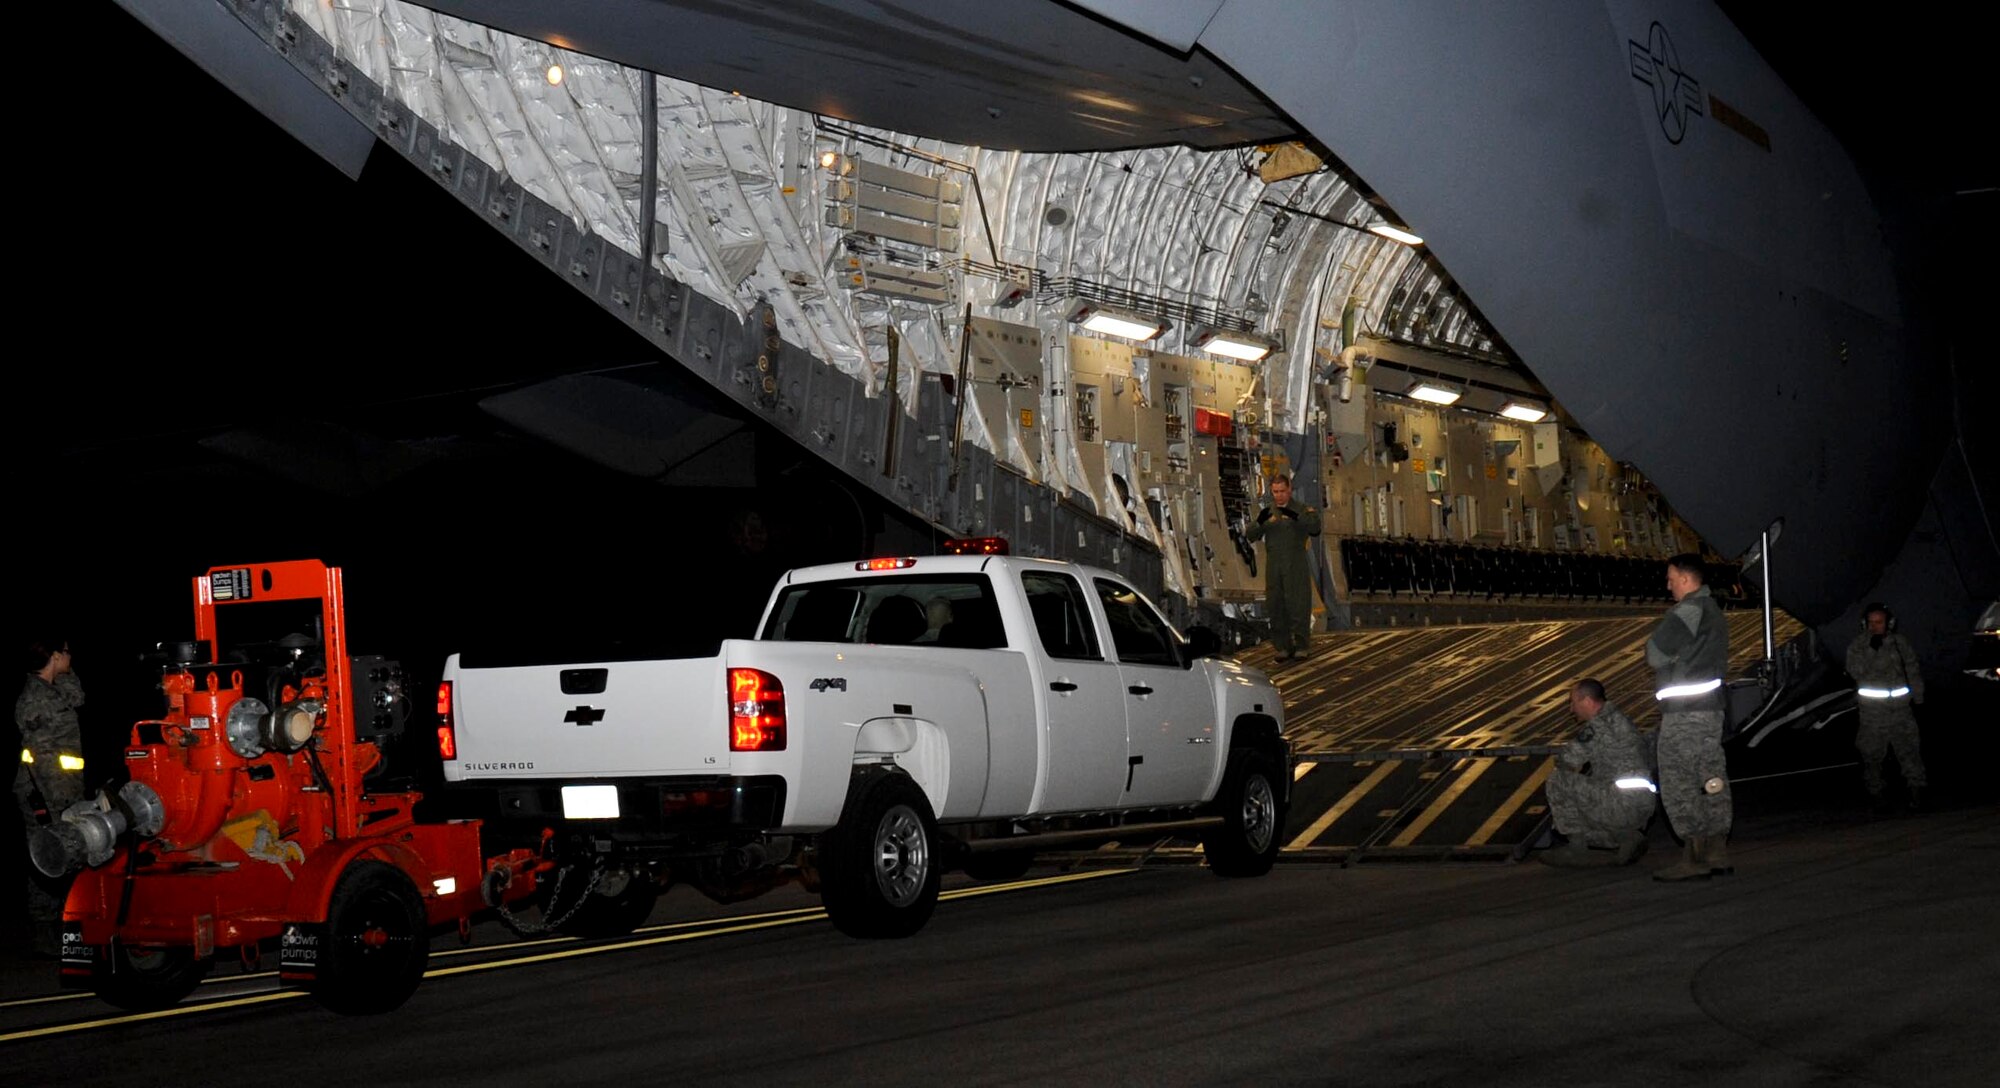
488,862,605,938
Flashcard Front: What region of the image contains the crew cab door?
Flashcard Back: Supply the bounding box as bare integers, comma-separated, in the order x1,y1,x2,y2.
1020,570,1127,813
1092,577,1218,806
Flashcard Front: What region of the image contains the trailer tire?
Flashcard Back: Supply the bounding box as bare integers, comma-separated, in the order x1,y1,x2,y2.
314,860,430,1015
819,771,940,939
92,944,209,1011
1202,749,1285,877
556,872,659,939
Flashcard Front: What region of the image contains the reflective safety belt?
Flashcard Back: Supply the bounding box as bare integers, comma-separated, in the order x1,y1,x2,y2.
1856,686,1912,699
1655,677,1722,700
18,748,84,771
1615,776,1658,793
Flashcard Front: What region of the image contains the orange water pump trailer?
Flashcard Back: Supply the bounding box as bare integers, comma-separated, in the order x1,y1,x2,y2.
32,559,551,1015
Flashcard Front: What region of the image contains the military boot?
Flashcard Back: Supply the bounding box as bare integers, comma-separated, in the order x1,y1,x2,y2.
1613,829,1649,866
1906,787,1925,813
1538,842,1615,868
1652,839,1711,882
1700,835,1733,877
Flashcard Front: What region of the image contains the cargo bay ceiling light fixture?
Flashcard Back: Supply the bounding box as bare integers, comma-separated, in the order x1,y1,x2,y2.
1407,381,1462,405
1192,327,1279,362
1499,400,1549,422
1069,300,1167,342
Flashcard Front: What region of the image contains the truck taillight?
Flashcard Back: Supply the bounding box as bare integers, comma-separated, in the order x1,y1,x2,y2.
728,668,786,752
436,681,457,760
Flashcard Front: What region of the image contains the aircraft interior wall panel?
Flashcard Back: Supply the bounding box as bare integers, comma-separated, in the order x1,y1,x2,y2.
989,469,1024,556
839,373,887,480
940,446,997,538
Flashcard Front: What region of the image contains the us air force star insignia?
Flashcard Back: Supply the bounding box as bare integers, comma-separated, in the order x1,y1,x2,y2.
1628,21,1703,145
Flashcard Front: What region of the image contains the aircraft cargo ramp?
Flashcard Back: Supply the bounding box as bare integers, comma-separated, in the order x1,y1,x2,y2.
1056,610,1803,867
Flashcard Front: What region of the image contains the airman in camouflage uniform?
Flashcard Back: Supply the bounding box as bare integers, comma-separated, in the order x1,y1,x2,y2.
1647,555,1734,882
14,638,84,956
1845,604,1925,812
1245,473,1322,662
1539,679,1656,867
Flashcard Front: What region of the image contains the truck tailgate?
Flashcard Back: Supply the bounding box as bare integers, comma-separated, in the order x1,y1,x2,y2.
447,655,727,778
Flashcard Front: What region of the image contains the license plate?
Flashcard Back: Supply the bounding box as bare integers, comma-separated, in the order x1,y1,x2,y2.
561,784,620,819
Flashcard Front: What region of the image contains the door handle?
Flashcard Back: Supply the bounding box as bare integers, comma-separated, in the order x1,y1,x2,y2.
1127,685,1153,696
1049,681,1079,692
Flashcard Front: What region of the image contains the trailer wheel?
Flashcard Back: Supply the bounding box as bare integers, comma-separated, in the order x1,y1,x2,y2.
819,771,940,938
92,944,209,1011
314,859,430,1015
961,848,1035,883
1202,749,1285,877
555,870,659,938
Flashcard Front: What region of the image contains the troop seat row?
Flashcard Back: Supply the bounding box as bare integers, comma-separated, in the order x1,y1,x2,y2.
1336,537,1747,604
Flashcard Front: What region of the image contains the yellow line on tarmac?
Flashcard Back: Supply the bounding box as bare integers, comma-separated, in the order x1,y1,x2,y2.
0,906,837,1012
1465,757,1554,847
1285,760,1399,850
1390,757,1495,847
0,991,304,1043
3,870,1133,1041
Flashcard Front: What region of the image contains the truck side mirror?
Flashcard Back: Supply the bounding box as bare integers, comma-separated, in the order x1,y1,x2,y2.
1184,626,1222,662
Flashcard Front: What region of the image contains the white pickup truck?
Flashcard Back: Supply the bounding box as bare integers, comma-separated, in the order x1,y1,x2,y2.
438,554,1290,939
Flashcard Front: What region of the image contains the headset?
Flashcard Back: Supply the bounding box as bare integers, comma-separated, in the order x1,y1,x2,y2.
1861,602,1897,632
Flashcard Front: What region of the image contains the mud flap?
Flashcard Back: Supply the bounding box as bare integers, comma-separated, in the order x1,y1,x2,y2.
58,923,92,987
278,922,327,986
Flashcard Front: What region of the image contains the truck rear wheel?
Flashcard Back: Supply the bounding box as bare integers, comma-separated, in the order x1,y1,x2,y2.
819,771,940,938
313,860,430,1015
1203,749,1285,877
92,944,209,1011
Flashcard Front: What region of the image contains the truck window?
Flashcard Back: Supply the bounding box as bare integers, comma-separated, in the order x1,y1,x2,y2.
1021,571,1102,661
1092,578,1181,667
764,575,1005,649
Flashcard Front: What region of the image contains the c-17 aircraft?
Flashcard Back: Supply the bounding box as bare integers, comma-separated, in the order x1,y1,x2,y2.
71,0,1999,692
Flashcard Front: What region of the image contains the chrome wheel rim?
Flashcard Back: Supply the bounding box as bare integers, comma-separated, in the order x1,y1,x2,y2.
1240,773,1277,853
873,804,930,907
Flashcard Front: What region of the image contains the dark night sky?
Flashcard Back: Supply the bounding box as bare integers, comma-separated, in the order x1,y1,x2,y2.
11,2,1995,750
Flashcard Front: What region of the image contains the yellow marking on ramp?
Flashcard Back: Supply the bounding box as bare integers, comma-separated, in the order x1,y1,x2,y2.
1293,762,1315,782
1285,759,1399,850
1390,757,1495,847
1465,756,1554,846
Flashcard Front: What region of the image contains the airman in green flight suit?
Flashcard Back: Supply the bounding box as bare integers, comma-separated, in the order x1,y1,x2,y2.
1245,473,1322,661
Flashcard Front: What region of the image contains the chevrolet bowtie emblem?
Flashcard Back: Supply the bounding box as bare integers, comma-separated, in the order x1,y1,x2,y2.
565,705,606,726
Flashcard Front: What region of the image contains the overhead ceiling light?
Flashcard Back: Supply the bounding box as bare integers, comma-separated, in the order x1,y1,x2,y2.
1192,327,1278,362
1500,401,1549,422
1367,221,1424,246
545,64,564,87
1069,301,1167,342
1407,382,1462,405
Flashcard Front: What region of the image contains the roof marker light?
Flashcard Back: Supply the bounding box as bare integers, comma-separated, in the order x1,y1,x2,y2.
942,537,1010,555
857,557,918,571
